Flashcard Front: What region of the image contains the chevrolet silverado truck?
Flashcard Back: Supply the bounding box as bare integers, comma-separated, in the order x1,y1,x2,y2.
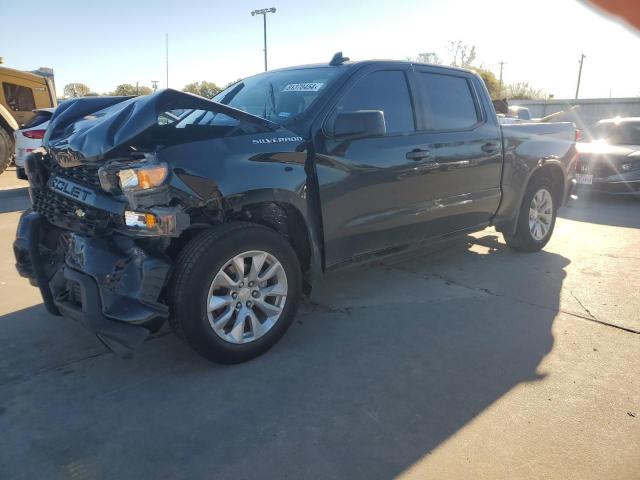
14,55,578,363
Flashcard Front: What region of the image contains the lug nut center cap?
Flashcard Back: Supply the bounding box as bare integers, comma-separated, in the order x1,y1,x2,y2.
237,287,251,302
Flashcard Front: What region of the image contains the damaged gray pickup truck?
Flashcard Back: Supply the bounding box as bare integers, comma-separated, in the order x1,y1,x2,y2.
14,57,578,363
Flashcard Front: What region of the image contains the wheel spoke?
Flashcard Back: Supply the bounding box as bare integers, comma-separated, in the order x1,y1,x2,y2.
261,283,287,297
540,222,548,237
232,255,245,280
229,313,247,342
248,310,263,337
254,298,283,317
208,295,232,312
249,252,267,281
211,307,234,331
258,262,282,282
215,270,237,288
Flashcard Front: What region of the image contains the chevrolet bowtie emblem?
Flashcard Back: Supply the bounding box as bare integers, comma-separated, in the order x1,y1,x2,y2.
75,208,86,218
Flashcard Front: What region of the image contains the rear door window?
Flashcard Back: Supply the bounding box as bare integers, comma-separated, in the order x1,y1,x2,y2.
333,70,415,134
23,111,52,128
417,72,480,130
2,83,36,112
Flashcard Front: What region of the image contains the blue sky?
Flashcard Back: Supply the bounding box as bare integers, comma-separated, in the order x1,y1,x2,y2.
2,0,639,98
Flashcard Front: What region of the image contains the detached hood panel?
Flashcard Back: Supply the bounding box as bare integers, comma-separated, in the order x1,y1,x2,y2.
44,89,278,165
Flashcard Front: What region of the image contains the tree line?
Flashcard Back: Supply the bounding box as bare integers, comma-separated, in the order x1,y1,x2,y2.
62,43,546,101
62,79,241,100
408,41,549,100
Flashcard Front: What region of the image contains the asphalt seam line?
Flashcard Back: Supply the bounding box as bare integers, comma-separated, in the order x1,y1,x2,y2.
382,263,640,336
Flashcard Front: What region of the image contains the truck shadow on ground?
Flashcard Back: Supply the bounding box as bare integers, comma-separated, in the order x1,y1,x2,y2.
0,234,570,479
0,188,29,214
560,192,640,228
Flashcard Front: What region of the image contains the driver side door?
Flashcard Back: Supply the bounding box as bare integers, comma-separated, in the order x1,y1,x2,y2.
313,66,433,267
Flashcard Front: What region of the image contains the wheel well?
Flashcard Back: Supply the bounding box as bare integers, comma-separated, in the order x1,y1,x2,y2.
169,202,313,276
529,164,564,205
228,202,312,274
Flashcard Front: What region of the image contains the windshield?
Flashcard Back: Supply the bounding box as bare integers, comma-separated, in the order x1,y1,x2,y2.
212,67,342,124
590,121,640,145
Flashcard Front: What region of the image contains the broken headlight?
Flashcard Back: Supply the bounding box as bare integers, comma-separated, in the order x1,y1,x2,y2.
123,207,185,236
118,163,169,192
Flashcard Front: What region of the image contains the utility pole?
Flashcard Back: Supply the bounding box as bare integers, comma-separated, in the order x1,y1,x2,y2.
575,53,585,99
251,8,276,71
498,61,505,98
165,33,169,89
136,81,139,95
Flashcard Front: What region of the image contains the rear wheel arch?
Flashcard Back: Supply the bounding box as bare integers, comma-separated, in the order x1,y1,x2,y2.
528,163,564,206
497,161,565,235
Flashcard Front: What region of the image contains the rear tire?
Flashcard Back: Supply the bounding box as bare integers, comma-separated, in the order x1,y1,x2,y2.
0,128,14,175
168,222,302,364
504,176,557,252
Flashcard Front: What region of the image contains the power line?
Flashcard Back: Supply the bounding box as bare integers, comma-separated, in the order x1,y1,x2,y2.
575,53,586,99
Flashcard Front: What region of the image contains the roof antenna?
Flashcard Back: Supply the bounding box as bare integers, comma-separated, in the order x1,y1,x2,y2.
329,52,350,66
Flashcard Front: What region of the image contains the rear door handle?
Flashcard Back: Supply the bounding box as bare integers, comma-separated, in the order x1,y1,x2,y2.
482,142,499,154
406,149,432,161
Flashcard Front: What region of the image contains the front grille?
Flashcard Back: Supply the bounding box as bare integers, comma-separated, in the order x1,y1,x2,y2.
32,187,123,236
49,163,102,188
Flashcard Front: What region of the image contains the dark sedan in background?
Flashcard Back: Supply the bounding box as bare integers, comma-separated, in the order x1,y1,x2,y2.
576,117,640,195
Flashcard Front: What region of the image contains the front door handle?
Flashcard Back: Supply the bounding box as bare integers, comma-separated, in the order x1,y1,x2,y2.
482,142,499,154
406,149,432,161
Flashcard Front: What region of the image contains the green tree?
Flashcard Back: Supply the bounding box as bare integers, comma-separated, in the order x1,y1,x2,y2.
182,81,223,99
506,82,546,100
113,84,152,96
407,52,442,65
447,41,476,68
470,67,501,99
63,83,91,98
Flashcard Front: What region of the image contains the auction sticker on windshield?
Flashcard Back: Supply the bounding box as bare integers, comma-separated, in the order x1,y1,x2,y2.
282,83,324,92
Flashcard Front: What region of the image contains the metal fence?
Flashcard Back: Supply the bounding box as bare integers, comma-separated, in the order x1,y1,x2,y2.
508,98,640,132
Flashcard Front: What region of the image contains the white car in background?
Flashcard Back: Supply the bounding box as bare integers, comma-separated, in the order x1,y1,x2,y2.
14,108,55,179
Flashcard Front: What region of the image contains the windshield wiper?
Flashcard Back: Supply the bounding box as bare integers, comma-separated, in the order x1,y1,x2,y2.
219,82,244,104
262,81,278,122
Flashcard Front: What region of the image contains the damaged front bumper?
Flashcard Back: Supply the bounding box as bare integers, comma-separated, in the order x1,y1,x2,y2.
14,211,171,355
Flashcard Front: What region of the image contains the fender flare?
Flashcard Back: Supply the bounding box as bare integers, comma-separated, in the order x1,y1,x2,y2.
494,159,566,235
222,188,325,283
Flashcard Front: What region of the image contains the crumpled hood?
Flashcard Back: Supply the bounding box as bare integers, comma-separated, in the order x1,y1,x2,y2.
44,89,278,165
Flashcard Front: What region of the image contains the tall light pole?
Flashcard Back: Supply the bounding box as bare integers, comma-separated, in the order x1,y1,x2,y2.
575,53,586,99
251,7,276,71
165,33,169,88
498,61,505,98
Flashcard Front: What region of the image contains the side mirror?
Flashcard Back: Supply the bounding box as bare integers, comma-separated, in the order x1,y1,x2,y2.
333,110,386,140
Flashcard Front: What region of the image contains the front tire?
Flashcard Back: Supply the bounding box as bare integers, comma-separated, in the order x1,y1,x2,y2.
168,222,302,364
504,176,557,252
0,128,14,175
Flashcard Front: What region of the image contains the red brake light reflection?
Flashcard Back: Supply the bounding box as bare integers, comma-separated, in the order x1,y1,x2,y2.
22,129,45,139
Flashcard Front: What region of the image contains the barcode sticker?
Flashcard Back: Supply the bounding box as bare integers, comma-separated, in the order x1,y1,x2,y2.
281,83,324,92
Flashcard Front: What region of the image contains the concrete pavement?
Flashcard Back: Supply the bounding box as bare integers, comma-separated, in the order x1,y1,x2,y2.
0,179,638,480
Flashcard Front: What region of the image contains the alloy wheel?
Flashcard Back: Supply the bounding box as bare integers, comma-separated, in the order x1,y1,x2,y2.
206,250,288,344
528,188,554,241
